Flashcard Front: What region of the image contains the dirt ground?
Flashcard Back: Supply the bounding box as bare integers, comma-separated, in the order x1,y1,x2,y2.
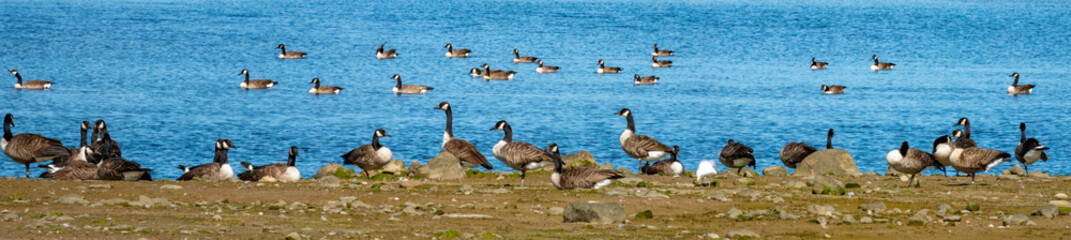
1,170,1070,239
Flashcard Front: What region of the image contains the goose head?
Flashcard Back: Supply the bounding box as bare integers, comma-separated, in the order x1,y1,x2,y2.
218,139,236,150
898,141,910,157
289,146,300,158
670,145,680,160
513,48,519,54
489,120,510,131
3,113,13,127
276,44,285,49
444,43,452,49
954,117,969,127
80,121,91,131
434,102,451,111
7,69,17,76
309,78,320,85
951,129,965,138
598,59,605,65
481,63,490,69
871,55,878,60
1009,72,1019,78
537,60,543,65
821,84,830,91
239,69,249,75
615,108,632,118
391,74,401,80
94,119,107,132
374,129,392,138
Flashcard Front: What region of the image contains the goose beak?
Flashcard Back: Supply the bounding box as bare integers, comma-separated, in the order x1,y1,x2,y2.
1038,147,1050,150
382,133,392,137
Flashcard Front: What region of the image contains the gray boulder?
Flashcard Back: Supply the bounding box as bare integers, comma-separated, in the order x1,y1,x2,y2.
1033,205,1059,219
407,161,423,177
725,229,760,239
762,166,787,177
562,151,597,168
314,163,344,179
859,201,886,213
563,202,625,224
811,175,846,195
419,152,465,180
381,160,407,175
792,149,862,177
1003,214,1029,226
718,167,758,177
1002,164,1026,176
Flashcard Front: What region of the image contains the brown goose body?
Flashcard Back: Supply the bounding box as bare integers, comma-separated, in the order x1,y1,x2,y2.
376,43,397,59
1007,72,1036,95
547,143,622,189
444,43,471,58
597,59,622,74
616,108,672,170
308,78,343,94
276,44,307,59
652,44,674,57
342,129,392,180
536,60,559,74
810,58,828,70
641,145,683,176
177,139,235,181
719,139,755,173
239,69,277,89
1015,122,1049,172
870,55,895,71
779,142,817,169
8,70,53,90
97,158,152,181
436,102,492,169
822,84,846,94
513,49,537,63
651,56,673,68
52,160,98,180
633,74,659,85
490,121,553,186
482,65,516,81
886,141,942,185
949,147,1010,184
2,114,71,177
238,146,300,182
391,74,433,94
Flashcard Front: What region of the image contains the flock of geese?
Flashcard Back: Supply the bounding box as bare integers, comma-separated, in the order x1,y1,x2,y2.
1,43,1052,189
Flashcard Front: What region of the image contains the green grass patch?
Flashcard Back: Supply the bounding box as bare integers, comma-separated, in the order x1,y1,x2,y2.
636,182,650,188
433,230,461,239
334,167,356,179
635,210,653,220
10,194,22,201
434,209,445,216
845,183,861,189
481,232,501,239
966,203,980,211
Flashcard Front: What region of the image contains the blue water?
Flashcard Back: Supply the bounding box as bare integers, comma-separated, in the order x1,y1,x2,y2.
2,0,1070,179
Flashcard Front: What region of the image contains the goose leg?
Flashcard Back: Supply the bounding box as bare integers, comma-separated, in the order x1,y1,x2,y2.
941,168,947,177
736,167,742,174
970,173,975,185
908,174,916,187
1024,165,1029,174
24,163,30,178
520,170,526,187
365,171,372,181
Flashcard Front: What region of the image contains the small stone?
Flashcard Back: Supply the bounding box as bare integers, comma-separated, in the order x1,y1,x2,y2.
811,175,846,195
399,179,423,188
420,152,466,180
407,161,423,177
441,213,493,219
212,215,222,221
318,176,341,188
999,175,1020,180
490,188,511,194
314,163,344,179
703,233,720,239
1002,165,1026,176
285,232,302,240
87,184,112,190
57,194,89,205
937,204,952,216
1027,171,1051,178
1056,193,1069,200
808,204,833,216
762,166,787,177
737,189,761,198
1003,214,1029,226
719,168,759,177
727,208,743,220
843,214,856,224
944,215,961,222
1032,205,1058,219
780,210,800,220
381,160,407,175
1049,200,1071,208
725,229,760,239
1,213,17,222
734,178,755,186
908,209,931,226
816,217,828,228
563,202,625,224
860,201,886,213
599,162,614,170
785,181,807,189
548,207,564,215
860,216,873,224
159,185,182,190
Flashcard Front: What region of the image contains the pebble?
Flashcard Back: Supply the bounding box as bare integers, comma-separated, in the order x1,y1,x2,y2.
1003,214,1029,226
1049,200,1071,208
442,213,493,219
548,207,564,215
57,194,89,205
859,216,873,224
159,185,183,190
944,215,961,222
1056,193,1069,200
87,184,112,190
725,229,760,239
213,215,222,221
704,233,720,239
843,214,856,224
727,208,743,220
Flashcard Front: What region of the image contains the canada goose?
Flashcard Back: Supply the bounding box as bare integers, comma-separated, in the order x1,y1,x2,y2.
780,141,817,169
44,121,97,180
885,141,943,186
931,135,955,176
376,43,397,59
512,49,537,63
276,44,307,59
597,59,622,74
7,69,53,90
652,44,674,57
469,68,485,78
489,120,554,187
308,78,343,94
821,84,846,94
391,74,433,94
536,60,559,74
953,118,977,148
719,139,756,174
89,120,121,163
1015,122,1049,172
341,129,393,180
1007,72,1036,95
870,55,895,71
238,146,300,182
633,74,659,85
641,145,683,176
444,43,471,58
2,114,70,178
238,69,277,89
483,65,516,81
949,146,1011,185
474,63,505,78
810,58,828,70
651,56,673,68
177,139,236,181
435,102,493,169
825,128,835,149
546,143,622,190
96,156,152,181
696,160,718,179
51,121,93,167
616,108,672,170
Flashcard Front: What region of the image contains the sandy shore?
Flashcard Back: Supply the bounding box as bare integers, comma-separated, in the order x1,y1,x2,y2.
1,170,1069,239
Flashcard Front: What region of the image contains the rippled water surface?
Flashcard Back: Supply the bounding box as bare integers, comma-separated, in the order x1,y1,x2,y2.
2,0,1070,179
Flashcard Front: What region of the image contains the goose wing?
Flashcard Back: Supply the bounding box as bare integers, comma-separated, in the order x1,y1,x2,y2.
8,134,69,161
780,142,816,168
500,141,554,167
444,138,491,169
177,162,220,181
719,142,754,160
561,167,622,189
622,135,671,158
962,148,1010,169
239,163,287,181
52,161,97,180
400,84,433,91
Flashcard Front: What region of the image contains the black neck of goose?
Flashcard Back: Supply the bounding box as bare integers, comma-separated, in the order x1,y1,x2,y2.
899,143,909,156
1019,124,1026,143
90,128,99,144
1012,75,1020,86
600,62,605,68
963,121,971,139
514,51,520,58
484,66,491,73
377,45,384,53
395,78,403,89
13,73,22,84
314,80,320,89
214,149,229,164
371,133,382,150
447,45,452,51
287,152,296,167
812,58,817,64
873,58,879,64
552,152,563,173
279,46,286,54
2,120,11,141
625,114,635,133
826,132,833,149
244,72,250,83
443,107,454,138
654,45,659,51
500,124,512,143
79,127,87,148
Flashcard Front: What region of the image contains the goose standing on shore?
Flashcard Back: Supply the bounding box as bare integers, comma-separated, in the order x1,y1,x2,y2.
239,69,277,89
2,114,70,178
1015,123,1049,173
435,102,493,170
616,108,672,171
719,139,756,174
391,74,433,94
641,145,683,176
376,43,397,59
651,56,672,68
547,143,622,189
342,129,393,180
177,139,235,181
932,134,955,176
870,55,895,71
276,44,306,59
652,44,674,57
513,49,537,63
885,141,943,186
822,84,846,94
949,145,1011,185
810,58,828,70
89,120,121,163
238,146,300,182
8,70,53,90
780,135,819,169
597,59,622,74
489,120,554,187
1007,72,1036,95
634,74,659,85
536,60,559,74
308,78,343,94
444,43,471,58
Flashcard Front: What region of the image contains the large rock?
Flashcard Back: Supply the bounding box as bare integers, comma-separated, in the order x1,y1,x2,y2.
792,149,861,177
419,152,465,180
563,151,597,168
725,229,760,239
718,167,758,177
1033,205,1059,219
407,161,423,177
1003,214,1029,226
762,166,787,177
811,175,846,195
563,202,625,224
381,160,407,175
314,163,343,179
1002,165,1026,176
